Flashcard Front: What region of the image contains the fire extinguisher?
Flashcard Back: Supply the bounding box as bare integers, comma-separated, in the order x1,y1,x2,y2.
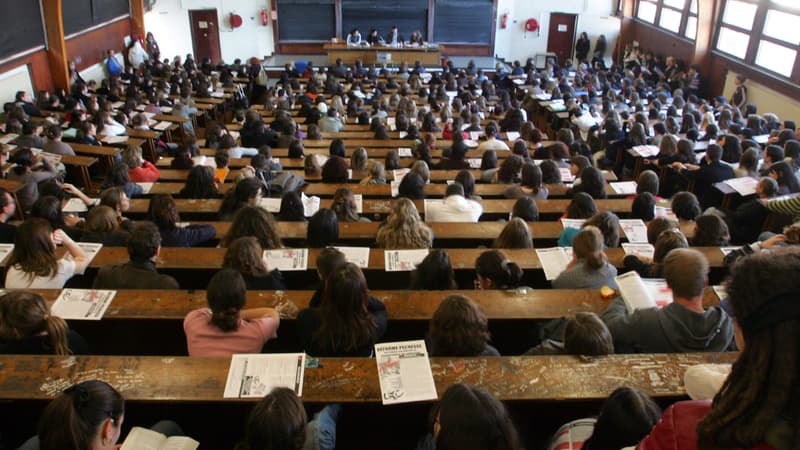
500,13,508,29
261,9,268,26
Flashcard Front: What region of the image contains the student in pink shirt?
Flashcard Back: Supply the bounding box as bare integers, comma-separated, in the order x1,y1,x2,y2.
184,269,280,357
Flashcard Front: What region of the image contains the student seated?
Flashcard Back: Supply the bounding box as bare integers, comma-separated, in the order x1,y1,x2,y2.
5,219,89,289
638,248,800,450
184,269,280,357
296,263,387,357
376,198,433,249
553,226,618,289
624,229,688,278
525,312,614,356
223,236,287,291
425,183,483,222
492,217,534,249
0,290,88,355
79,205,130,247
148,194,215,247
92,222,180,289
307,208,339,247
474,249,524,290
410,249,458,290
428,294,499,356
547,387,662,450
0,187,17,243
602,248,734,353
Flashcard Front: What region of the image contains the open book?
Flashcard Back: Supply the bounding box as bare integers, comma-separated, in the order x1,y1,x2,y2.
120,426,199,450
615,271,673,313
536,247,573,281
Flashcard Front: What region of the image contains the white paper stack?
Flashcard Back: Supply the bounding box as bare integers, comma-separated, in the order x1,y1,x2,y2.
384,249,429,272
620,219,648,243
137,182,154,194
631,145,660,157
223,353,306,398
259,197,282,212
50,289,116,320
723,177,759,196
153,121,172,131
263,249,308,271
374,340,437,405
63,198,91,214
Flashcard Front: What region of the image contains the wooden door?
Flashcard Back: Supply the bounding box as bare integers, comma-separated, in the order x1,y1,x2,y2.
546,13,577,67
189,9,221,63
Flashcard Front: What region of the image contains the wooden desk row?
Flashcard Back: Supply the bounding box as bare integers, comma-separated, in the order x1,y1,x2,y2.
0,353,738,403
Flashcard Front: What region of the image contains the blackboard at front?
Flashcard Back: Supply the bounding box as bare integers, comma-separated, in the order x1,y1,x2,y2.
0,0,45,60
92,0,131,24
63,0,95,36
277,0,335,42
341,0,428,41
433,0,493,44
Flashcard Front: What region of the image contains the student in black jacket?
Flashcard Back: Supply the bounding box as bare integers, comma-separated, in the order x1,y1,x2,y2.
672,144,734,209
222,236,286,291
0,188,17,243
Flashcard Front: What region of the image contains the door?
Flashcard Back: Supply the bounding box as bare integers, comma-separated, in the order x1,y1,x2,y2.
189,9,221,63
546,13,577,67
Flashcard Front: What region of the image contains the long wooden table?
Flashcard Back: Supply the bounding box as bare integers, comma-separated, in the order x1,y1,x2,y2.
323,43,442,65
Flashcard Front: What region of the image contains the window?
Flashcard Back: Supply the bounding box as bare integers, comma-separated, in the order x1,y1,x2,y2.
715,0,800,80
635,0,697,40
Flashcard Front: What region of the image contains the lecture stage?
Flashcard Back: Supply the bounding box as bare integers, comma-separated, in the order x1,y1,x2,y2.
323,43,442,65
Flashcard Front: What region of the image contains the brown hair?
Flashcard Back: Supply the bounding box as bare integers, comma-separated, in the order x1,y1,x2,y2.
492,217,533,249
0,291,70,355
222,206,282,249
316,263,377,353
332,188,360,222
563,312,614,356
662,248,708,299
223,236,269,278
84,205,118,234
8,218,58,280
583,211,620,248
207,268,247,332
429,295,492,357
573,226,607,270
647,217,679,244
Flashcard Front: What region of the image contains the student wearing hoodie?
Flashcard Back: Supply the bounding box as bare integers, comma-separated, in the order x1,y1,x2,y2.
602,248,734,353
424,183,483,222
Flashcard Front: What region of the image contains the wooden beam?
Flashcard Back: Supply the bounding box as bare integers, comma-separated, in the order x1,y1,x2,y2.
130,0,146,38
692,0,717,73
41,0,69,91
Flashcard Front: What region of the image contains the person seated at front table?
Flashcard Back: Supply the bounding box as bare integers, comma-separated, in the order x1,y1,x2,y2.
184,269,280,357
367,28,384,46
92,222,180,289
602,248,734,353
346,28,362,46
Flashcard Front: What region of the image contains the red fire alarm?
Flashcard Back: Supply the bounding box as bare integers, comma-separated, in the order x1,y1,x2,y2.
230,13,243,28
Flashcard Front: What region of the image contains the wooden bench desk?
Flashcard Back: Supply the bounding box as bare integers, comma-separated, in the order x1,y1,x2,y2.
125,129,162,162
69,142,121,171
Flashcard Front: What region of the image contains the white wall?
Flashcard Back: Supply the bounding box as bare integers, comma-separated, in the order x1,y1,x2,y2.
145,0,274,63
0,65,34,105
723,71,800,123
494,0,619,66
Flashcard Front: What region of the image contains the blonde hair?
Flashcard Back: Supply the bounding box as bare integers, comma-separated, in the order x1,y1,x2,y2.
122,145,144,168
492,217,533,249
376,198,433,249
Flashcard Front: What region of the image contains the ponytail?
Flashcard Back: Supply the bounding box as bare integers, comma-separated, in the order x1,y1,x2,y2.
574,226,607,271
502,260,524,289
476,250,524,289
45,315,71,355
211,307,240,332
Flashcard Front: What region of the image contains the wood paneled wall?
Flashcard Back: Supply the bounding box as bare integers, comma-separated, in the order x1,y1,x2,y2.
66,18,132,73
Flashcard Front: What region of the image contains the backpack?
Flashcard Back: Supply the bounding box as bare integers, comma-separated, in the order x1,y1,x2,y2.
265,171,305,197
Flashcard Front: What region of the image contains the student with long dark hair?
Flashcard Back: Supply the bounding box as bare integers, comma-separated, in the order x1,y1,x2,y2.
411,249,458,290
148,194,215,247
0,290,88,355
219,177,263,220
223,236,287,291
428,295,499,356
474,250,524,290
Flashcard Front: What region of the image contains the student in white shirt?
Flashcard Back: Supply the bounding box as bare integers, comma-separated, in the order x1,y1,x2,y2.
477,123,510,152
425,183,483,222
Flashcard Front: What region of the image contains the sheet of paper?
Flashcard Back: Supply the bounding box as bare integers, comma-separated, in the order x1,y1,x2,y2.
374,340,437,405
559,167,575,183
334,246,370,268
153,121,172,131
121,427,199,450
469,131,482,141
720,246,742,256
0,134,18,145
384,249,429,272
398,147,413,157
712,285,727,300
723,177,758,196
0,243,12,265
63,198,90,213
622,243,655,260
464,139,479,148
536,247,571,281
505,131,520,141
102,135,128,144
398,131,408,139
423,199,444,218
560,218,585,229
392,168,410,182
620,219,648,243
50,289,116,320
68,242,103,265
467,158,482,169
390,180,400,198
642,278,673,308
654,206,677,220
354,194,363,213
223,353,306,398
301,192,321,217
137,182,154,194
615,271,669,313
160,106,173,113
260,197,282,212
263,249,308,271
610,181,638,195
631,145,660,157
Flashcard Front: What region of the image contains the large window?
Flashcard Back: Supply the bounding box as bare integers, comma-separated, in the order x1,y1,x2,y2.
635,0,697,40
715,0,800,79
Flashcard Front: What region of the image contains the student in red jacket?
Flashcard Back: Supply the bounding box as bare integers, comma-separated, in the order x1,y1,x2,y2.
638,248,800,450
122,145,159,182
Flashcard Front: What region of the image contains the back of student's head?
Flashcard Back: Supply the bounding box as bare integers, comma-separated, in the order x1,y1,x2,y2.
0,290,70,355
475,249,523,289
563,312,614,356
412,249,457,290
316,247,346,281
583,211,620,248
637,170,659,195
38,380,124,450
652,229,689,264
207,268,247,332
631,192,656,222
692,214,730,247
582,386,662,450
663,248,708,299
399,172,425,199
573,226,607,270
242,387,307,450
647,217,679,244
429,294,491,356
307,208,339,247
128,221,162,263
512,196,539,221
566,192,597,219
671,191,701,221
435,383,520,450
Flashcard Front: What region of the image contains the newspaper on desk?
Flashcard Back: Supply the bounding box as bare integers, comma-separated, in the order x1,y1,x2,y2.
0,243,13,265
398,147,413,157
384,249,429,272
334,246,370,268
610,181,638,195
630,145,660,157
263,248,308,271
354,194,363,213
392,168,410,182
536,247,573,281
622,243,655,260
50,289,116,320
620,219,648,243
260,197,282,212
301,192,321,217
137,182,154,194
374,340,437,405
723,177,759,197
560,218,586,229
224,353,306,398
616,272,673,313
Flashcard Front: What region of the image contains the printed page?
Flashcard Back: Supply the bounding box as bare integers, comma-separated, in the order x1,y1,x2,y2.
0,134,19,144
620,219,648,243
398,147,413,157
50,289,116,320
654,206,677,220
392,168,410,182
536,247,571,281
63,198,90,214
137,182,154,194
120,427,167,450
390,180,401,198
259,197,282,213
615,271,656,313
374,340,437,405
153,121,172,131
631,145,660,157
263,249,308,271
334,246,370,268
354,194,363,213
642,278,673,308
301,193,321,217
467,158,482,169
469,131,482,141
622,243,655,260
223,353,306,398
560,218,586,230
160,106,173,113
712,285,727,300
610,181,638,195
65,242,103,266
559,168,575,183
506,131,520,141
384,249,430,272
0,243,13,265
723,177,758,196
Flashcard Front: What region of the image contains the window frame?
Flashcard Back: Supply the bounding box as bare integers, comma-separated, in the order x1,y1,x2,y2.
634,0,697,41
